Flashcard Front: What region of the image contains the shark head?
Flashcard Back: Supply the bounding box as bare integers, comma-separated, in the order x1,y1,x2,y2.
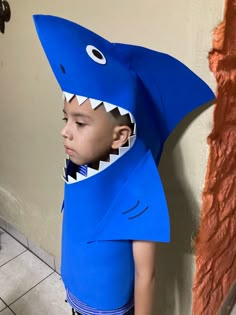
34,15,139,111
34,15,145,183
33,15,215,184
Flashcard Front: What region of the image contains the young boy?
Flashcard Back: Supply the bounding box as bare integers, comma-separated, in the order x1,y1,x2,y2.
33,15,214,315
62,97,156,315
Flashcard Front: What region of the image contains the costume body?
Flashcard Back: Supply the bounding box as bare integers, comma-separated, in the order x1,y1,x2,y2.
62,138,169,310
33,15,215,312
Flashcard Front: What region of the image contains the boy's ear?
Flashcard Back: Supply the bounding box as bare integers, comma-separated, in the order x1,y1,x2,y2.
111,126,132,149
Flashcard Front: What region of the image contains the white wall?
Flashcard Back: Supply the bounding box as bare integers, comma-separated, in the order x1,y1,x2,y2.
0,1,224,314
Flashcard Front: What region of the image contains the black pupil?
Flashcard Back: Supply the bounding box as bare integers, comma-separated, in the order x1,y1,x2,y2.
92,49,103,60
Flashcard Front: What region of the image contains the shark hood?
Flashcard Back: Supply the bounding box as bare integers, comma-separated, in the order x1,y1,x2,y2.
33,15,214,243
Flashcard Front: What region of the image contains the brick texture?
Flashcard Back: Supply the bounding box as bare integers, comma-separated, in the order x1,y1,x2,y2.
192,0,236,314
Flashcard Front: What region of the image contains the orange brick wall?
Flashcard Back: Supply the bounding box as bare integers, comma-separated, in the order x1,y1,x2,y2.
192,0,236,314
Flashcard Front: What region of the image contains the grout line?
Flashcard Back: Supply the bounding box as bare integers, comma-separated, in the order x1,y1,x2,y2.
0,249,28,268
0,297,7,311
0,226,28,250
0,308,15,315
1,226,56,273
0,298,6,304
8,271,55,307
7,307,17,315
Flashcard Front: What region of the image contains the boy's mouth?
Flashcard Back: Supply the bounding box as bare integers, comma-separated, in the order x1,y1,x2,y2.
64,146,75,155
62,91,136,184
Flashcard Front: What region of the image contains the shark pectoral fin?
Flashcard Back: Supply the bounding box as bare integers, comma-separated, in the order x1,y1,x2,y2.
91,150,170,242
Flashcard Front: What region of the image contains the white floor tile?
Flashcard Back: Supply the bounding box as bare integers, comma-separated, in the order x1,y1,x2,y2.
11,272,71,315
0,308,14,315
0,250,53,305
6,225,28,248
0,300,6,312
0,231,26,267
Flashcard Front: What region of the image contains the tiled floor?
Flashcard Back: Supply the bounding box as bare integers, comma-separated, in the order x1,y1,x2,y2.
0,228,71,315
0,227,236,315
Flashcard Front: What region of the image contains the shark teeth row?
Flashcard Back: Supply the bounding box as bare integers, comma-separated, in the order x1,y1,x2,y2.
62,91,137,184
62,91,135,124
63,134,136,184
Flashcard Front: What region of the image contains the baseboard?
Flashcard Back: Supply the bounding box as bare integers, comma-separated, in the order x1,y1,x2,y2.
0,216,61,274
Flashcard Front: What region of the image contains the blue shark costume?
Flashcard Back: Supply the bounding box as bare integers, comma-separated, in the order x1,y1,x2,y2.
33,15,214,311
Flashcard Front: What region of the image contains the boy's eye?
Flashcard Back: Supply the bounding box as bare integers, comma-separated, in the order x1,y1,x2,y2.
76,122,86,127
62,117,68,122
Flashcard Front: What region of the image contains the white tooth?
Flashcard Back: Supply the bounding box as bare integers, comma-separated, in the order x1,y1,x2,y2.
87,167,99,177
90,98,102,109
63,92,74,102
118,146,129,156
129,113,135,123
109,154,120,163
118,107,129,116
103,102,117,112
98,161,110,171
76,172,87,181
64,158,70,168
61,175,67,182
128,135,136,147
67,175,77,183
63,168,66,177
76,95,88,105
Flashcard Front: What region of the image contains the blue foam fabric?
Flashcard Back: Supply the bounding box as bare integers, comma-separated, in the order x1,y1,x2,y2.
33,15,215,310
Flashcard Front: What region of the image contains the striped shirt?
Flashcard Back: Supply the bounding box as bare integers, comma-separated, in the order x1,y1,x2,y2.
77,164,88,177
65,163,134,314
67,289,134,315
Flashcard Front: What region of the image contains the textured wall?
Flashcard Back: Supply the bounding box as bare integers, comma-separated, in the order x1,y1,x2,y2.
0,1,223,314
193,0,236,314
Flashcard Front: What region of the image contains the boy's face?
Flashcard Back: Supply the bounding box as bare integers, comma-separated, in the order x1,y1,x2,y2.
61,97,116,167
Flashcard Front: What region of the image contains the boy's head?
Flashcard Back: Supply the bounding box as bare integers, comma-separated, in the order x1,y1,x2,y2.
61,96,133,168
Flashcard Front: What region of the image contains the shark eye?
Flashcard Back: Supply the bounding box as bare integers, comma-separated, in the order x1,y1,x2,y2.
86,45,106,65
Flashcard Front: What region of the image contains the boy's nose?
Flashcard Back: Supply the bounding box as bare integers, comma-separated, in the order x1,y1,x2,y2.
61,125,73,140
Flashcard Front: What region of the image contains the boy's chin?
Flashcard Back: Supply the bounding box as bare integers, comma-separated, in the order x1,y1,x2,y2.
68,156,84,166
68,157,93,168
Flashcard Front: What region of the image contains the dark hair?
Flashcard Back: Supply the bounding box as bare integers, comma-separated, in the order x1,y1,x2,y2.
109,107,134,135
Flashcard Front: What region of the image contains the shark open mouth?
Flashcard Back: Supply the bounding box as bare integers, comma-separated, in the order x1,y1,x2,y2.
62,91,137,184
